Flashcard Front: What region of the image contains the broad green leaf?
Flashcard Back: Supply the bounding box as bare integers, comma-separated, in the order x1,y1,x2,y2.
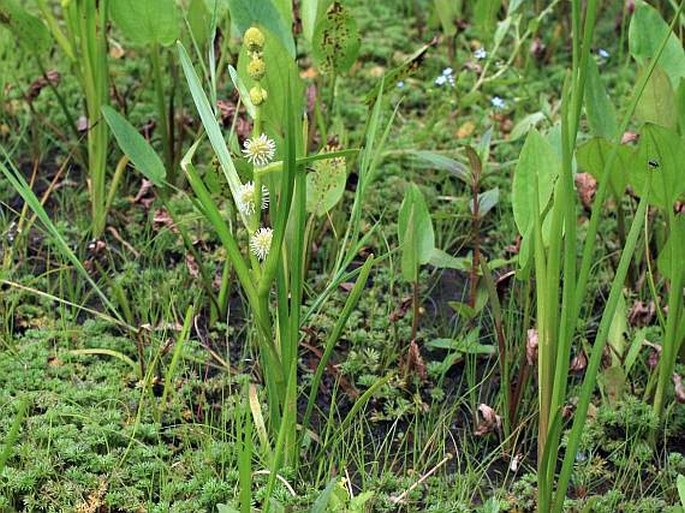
629,0,685,89
101,106,167,187
509,111,546,142
434,0,458,37
413,151,470,183
310,479,339,513
678,78,685,136
228,0,295,58
678,474,685,507
428,248,470,271
302,0,334,42
474,0,501,41
0,0,51,53
635,65,677,130
585,56,618,140
629,123,685,208
398,184,435,282
426,338,495,355
306,151,347,216
474,187,499,218
607,292,627,366
576,138,634,198
657,215,685,281
312,1,360,75
512,129,560,237
110,0,180,47
493,16,513,50
187,0,211,46
216,505,239,513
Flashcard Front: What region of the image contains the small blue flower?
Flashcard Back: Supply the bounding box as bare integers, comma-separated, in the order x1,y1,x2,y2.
598,48,610,59
442,67,454,76
474,48,487,60
397,80,405,89
435,75,447,86
491,96,506,110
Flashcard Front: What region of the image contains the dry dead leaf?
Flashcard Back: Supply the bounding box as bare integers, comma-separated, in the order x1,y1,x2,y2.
575,172,597,209
474,403,501,436
526,328,538,366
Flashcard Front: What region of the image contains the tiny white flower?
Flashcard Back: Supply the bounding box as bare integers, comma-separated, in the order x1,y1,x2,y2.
474,48,487,60
442,67,454,76
242,133,276,167
598,48,609,59
491,96,506,110
250,227,273,260
237,181,269,215
435,75,447,86
397,80,405,89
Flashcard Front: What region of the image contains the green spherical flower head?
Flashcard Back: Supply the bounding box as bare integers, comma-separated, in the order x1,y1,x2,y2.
249,85,268,106
247,58,266,81
244,27,265,53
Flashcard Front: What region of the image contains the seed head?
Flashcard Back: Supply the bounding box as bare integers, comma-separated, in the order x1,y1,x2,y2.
242,133,276,167
237,181,270,215
250,227,273,260
247,58,266,81
249,85,268,106
244,27,265,53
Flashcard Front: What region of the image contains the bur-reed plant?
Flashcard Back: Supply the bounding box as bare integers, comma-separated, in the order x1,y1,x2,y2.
36,0,111,237
511,2,684,511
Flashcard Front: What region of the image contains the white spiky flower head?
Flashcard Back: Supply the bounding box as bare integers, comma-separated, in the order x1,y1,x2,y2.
242,133,276,167
250,227,273,260
237,181,269,215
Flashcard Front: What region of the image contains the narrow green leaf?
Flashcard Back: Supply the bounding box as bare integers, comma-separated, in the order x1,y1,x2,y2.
177,42,247,224
102,106,167,186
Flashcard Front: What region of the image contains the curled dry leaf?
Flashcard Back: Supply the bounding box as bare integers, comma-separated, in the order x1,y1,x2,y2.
673,373,685,403
575,172,597,210
406,339,427,382
628,300,656,327
185,253,200,279
621,130,639,144
530,36,547,62
26,70,60,102
474,403,501,436
526,328,538,366
645,341,662,370
389,296,413,322
152,208,178,233
570,350,587,373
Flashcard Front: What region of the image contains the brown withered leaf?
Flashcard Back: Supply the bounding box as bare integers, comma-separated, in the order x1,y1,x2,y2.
673,373,685,403
570,350,587,373
133,179,156,209
185,253,200,279
474,403,501,436
575,172,597,209
26,70,60,102
152,208,178,233
621,130,639,145
338,282,355,293
389,296,413,322
628,300,656,327
406,340,427,382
